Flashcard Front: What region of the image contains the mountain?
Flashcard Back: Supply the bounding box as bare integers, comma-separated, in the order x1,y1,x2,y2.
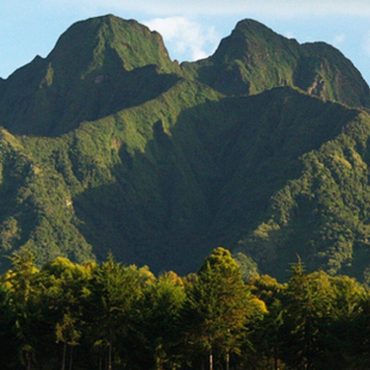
183,19,370,108
0,15,370,279
0,15,179,136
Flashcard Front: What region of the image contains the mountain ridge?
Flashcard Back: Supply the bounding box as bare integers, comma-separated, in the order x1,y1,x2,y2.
0,15,370,279
184,18,370,108
0,15,180,136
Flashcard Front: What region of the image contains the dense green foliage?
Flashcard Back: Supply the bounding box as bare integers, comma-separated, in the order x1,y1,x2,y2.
2,247,370,369
0,15,370,278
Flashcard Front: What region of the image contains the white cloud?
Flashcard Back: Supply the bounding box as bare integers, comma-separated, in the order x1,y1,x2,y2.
332,34,346,46
46,0,370,17
145,17,219,61
284,32,295,39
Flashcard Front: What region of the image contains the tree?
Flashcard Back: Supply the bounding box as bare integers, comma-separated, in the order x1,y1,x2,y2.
5,249,40,370
134,271,186,369
246,274,285,369
55,313,81,370
0,282,19,369
280,261,335,369
88,254,153,370
325,275,367,368
40,257,93,370
182,247,255,370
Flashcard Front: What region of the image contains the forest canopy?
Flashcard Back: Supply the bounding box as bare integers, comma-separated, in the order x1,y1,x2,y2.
1,247,370,370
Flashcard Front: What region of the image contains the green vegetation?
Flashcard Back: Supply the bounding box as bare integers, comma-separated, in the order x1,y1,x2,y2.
0,15,369,279
184,19,370,108
1,247,370,369
0,15,180,135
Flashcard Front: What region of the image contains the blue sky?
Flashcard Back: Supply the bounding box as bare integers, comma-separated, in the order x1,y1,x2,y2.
1,1,370,84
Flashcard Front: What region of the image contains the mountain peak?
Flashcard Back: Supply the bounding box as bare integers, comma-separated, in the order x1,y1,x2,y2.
233,18,278,34
184,18,369,108
49,14,173,75
212,18,299,62
0,15,179,135
1,15,370,279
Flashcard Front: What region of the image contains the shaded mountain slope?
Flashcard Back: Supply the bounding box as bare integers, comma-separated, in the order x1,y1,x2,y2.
234,108,370,280
0,79,223,271
1,81,369,276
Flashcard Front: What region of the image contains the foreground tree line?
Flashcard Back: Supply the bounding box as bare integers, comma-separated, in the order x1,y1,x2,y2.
1,247,370,370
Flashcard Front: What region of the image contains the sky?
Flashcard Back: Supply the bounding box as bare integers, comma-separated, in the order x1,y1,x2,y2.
1,1,370,84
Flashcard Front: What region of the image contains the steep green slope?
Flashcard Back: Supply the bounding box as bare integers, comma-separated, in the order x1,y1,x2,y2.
296,42,370,108
0,79,223,271
2,82,369,276
1,15,370,279
0,129,93,271
184,19,370,108
0,15,180,136
237,109,370,280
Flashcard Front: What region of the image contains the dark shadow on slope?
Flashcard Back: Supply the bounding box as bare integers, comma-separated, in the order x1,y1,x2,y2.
72,87,359,274
0,47,180,136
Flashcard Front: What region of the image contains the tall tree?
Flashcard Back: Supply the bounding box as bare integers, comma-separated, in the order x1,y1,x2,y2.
280,262,335,369
5,249,40,370
182,247,256,370
326,275,367,368
88,254,153,370
39,257,93,370
0,282,19,369
134,271,186,369
246,274,286,370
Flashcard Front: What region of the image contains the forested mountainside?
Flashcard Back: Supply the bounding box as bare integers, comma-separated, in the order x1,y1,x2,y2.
0,14,370,279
